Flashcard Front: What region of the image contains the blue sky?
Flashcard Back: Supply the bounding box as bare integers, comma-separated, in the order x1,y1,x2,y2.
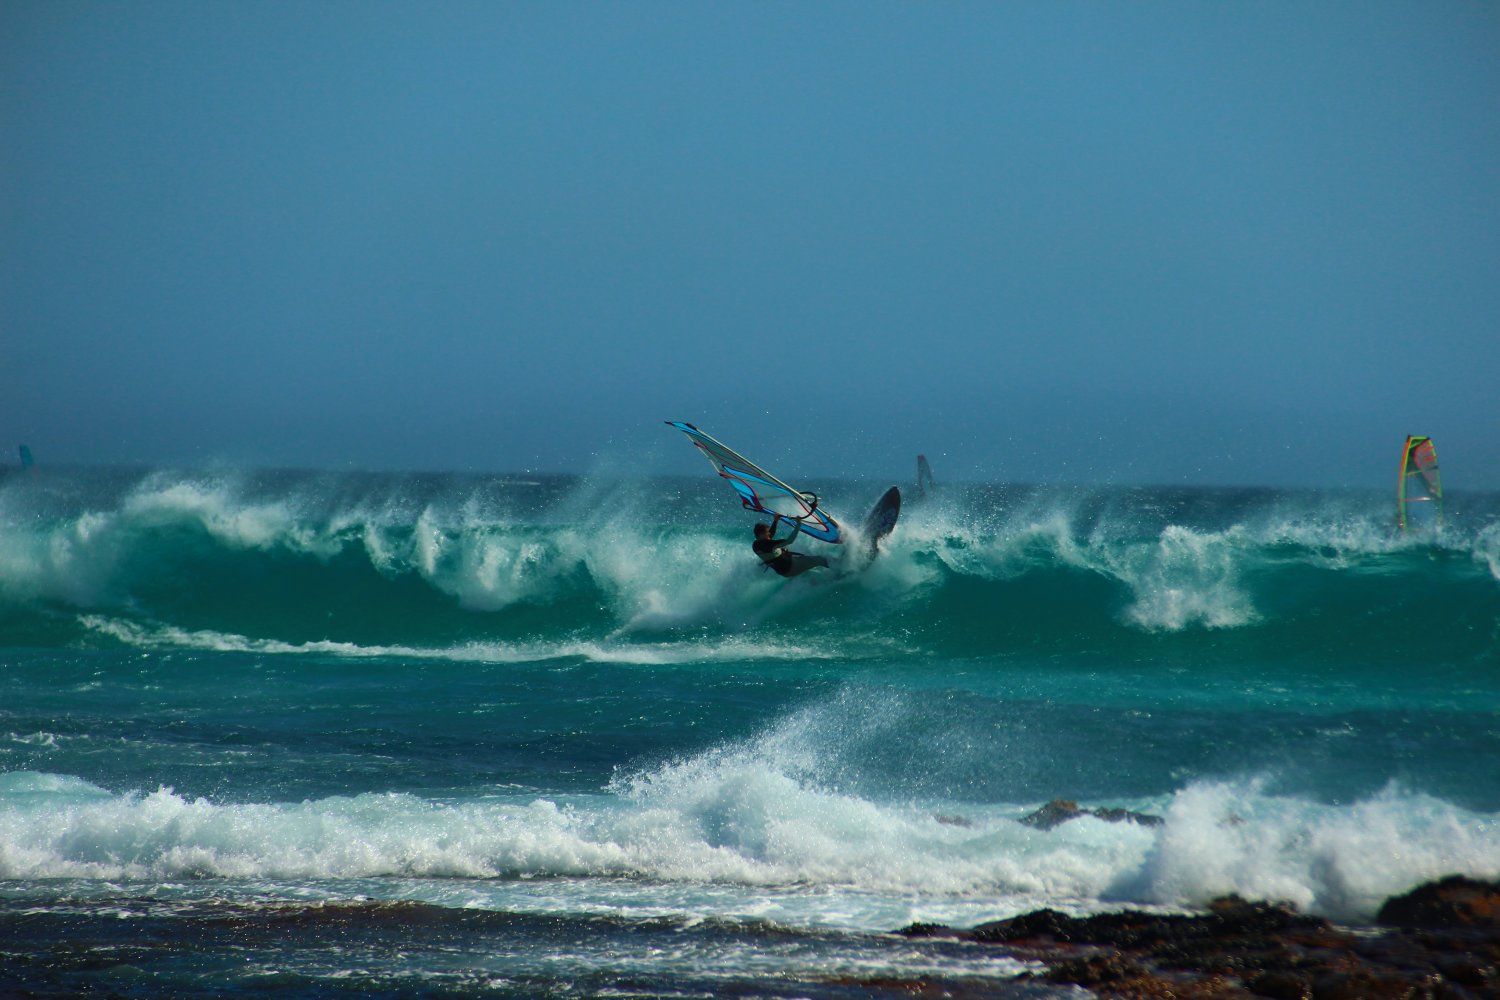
4,2,1497,487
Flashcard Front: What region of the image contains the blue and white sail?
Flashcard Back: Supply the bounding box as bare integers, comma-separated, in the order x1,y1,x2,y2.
666,421,842,543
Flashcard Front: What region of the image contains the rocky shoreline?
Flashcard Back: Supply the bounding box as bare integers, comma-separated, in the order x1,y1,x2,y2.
898,875,1500,998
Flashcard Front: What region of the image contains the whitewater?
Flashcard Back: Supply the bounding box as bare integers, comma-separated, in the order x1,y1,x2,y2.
2,465,1498,997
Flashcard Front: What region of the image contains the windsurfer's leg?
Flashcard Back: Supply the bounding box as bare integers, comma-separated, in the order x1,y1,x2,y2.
782,553,829,577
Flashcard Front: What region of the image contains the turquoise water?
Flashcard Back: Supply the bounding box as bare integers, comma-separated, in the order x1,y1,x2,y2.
2,467,1498,996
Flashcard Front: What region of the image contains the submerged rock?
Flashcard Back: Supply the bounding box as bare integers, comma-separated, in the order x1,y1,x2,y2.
1019,797,1164,831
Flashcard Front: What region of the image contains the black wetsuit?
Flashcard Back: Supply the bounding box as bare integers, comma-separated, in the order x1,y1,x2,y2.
753,528,829,577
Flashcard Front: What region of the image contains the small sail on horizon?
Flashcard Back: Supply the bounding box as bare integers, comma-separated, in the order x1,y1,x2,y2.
1397,435,1442,533
916,454,935,496
18,445,33,469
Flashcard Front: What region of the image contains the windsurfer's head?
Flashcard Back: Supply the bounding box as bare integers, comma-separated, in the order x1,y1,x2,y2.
754,523,772,538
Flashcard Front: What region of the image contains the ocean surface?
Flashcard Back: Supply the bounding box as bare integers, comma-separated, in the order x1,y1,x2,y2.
2,465,1498,998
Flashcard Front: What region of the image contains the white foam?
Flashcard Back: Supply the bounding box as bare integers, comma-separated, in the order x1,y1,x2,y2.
1476,520,1500,582
3,760,1496,927
1133,778,1500,921
1103,524,1259,631
900,503,1260,632
5,731,59,748
121,478,342,557
922,508,1092,582
390,506,593,611
0,473,346,607
6,475,1496,635
77,614,840,666
0,507,122,606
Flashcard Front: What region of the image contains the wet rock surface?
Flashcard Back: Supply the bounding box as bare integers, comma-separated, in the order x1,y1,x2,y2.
898,877,1500,998
1018,797,1164,831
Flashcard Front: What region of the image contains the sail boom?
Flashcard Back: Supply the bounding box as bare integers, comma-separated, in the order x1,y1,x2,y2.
667,421,842,544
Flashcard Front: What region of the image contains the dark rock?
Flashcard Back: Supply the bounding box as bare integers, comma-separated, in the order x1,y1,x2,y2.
1308,966,1423,999
1045,953,1149,983
903,879,1500,999
1434,950,1495,988
895,921,955,938
973,908,1082,944
1020,797,1164,831
1245,969,1311,999
1018,798,1083,830
1092,806,1165,827
1378,875,1500,931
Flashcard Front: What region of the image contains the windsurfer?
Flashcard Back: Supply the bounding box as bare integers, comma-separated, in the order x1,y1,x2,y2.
753,517,829,577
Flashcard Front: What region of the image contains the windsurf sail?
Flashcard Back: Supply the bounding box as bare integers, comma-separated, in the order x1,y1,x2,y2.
916,454,935,495
18,445,33,468
1397,435,1443,533
666,421,842,543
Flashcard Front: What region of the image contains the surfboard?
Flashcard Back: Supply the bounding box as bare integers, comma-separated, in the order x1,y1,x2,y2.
860,486,901,558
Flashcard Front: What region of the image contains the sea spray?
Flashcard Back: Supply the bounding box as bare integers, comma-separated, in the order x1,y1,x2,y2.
2,466,1497,997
